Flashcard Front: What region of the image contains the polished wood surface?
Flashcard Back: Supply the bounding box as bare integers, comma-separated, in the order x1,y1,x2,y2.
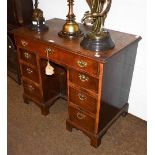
13,18,141,63
14,18,141,147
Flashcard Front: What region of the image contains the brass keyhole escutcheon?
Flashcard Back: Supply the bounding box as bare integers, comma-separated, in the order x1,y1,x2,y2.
45,47,54,55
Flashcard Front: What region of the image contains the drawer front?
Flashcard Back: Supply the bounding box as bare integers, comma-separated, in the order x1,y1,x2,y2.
19,48,37,66
47,49,99,76
68,106,95,133
69,69,99,93
74,57,99,76
16,36,40,51
21,64,39,83
69,87,97,114
23,80,42,101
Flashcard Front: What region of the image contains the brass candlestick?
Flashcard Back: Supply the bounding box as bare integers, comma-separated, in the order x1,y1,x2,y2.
29,0,48,32
58,0,83,39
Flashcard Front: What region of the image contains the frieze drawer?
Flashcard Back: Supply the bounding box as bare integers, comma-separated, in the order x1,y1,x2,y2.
40,46,100,76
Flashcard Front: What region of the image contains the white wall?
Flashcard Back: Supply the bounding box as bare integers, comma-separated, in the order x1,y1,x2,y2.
36,0,147,120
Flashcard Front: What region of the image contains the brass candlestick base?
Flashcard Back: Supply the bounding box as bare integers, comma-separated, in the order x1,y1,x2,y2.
58,0,83,39
29,0,48,32
58,20,83,39
80,0,115,52
80,31,115,52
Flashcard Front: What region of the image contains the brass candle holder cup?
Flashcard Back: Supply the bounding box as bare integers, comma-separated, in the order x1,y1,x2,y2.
58,0,83,39
80,0,115,52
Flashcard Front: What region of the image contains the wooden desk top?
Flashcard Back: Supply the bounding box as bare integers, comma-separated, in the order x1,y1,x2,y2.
13,18,141,63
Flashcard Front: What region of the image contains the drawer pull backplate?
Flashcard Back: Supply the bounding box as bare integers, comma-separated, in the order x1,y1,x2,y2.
77,112,86,120
78,74,89,82
77,60,87,68
26,68,33,74
21,40,28,46
24,52,31,59
78,93,87,101
27,84,34,92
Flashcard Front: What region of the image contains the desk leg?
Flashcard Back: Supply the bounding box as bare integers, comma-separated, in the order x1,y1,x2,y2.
66,119,73,132
90,137,101,148
41,107,50,116
23,95,30,104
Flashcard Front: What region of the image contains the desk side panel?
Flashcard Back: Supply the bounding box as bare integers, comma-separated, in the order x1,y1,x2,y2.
98,42,139,132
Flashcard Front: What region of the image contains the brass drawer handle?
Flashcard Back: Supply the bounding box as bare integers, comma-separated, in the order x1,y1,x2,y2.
24,52,31,59
78,93,87,101
77,112,86,120
77,60,87,68
21,40,28,46
26,68,33,74
45,47,54,55
78,74,89,82
27,84,34,92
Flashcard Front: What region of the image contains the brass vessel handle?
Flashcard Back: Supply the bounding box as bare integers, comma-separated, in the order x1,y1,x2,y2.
77,112,86,120
77,60,87,68
24,52,31,59
21,40,28,46
78,74,89,82
45,47,54,55
26,68,33,74
78,93,87,101
27,84,34,92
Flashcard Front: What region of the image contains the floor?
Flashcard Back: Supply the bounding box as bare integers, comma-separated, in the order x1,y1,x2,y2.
7,77,147,155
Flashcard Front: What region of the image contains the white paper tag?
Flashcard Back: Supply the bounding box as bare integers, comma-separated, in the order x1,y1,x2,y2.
45,62,54,75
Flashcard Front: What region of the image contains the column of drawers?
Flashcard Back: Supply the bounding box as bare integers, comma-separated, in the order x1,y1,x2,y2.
18,48,43,103
16,37,68,115
67,58,101,134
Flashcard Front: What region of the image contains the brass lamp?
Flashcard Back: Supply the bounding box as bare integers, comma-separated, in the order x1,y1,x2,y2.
29,0,48,32
58,0,83,39
80,0,115,52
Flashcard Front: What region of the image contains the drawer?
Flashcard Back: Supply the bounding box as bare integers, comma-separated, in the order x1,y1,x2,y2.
19,48,37,66
16,36,36,50
69,87,97,114
72,56,99,76
21,64,39,83
47,49,100,76
69,69,99,93
68,106,95,133
23,80,42,102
